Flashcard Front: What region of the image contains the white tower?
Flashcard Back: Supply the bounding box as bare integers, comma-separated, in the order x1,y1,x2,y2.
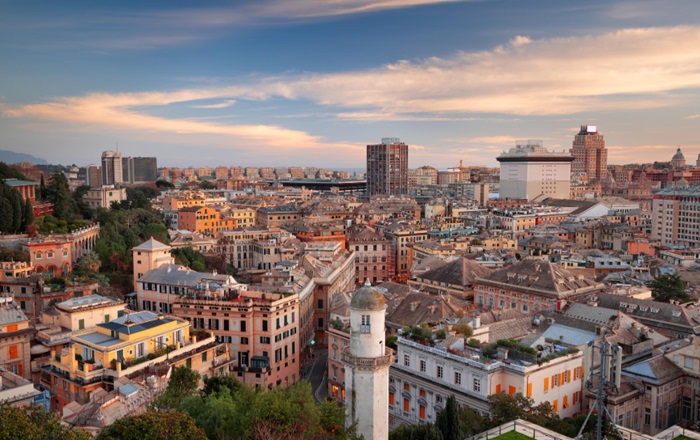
343,281,393,440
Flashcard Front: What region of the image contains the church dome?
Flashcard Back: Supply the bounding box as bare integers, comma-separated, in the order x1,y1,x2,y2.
672,148,685,161
350,281,386,310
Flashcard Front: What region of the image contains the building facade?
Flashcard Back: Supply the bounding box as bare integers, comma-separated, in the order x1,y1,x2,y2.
498,141,574,201
366,138,409,197
101,150,123,186
571,125,607,181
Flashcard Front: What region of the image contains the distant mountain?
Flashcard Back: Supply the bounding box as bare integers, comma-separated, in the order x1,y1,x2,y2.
0,150,48,165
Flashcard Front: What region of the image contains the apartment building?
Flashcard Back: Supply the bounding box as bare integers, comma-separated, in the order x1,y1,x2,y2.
0,297,33,379
347,226,394,285
41,311,229,412
82,185,127,209
473,257,604,313
652,185,700,247
256,204,301,228
217,227,298,271
391,335,584,425
173,290,300,388
377,221,428,276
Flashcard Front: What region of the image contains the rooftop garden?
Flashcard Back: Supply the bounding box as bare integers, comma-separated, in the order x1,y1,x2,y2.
488,431,535,440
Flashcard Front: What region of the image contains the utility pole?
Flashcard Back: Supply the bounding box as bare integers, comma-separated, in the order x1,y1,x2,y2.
576,339,626,440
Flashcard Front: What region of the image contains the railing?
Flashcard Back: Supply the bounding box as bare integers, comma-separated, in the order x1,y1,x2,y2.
341,347,393,369
399,338,499,371
467,419,570,440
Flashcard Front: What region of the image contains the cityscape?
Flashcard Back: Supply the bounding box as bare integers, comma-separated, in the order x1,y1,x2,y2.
2,1,700,440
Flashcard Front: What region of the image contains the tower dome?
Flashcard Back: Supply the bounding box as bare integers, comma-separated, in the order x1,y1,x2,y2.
349,280,386,311
672,148,685,161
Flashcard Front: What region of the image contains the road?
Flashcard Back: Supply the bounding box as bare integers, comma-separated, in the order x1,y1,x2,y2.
306,350,328,402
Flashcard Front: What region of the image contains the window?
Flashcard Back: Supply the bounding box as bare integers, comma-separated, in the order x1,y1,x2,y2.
202,352,207,362
260,337,270,344
241,320,247,332
262,320,268,331
454,371,462,385
404,398,409,412
361,315,370,333
685,357,694,369
8,345,18,359
317,299,323,309
404,355,410,367
436,365,443,379
420,359,426,372
553,374,559,387
473,377,481,392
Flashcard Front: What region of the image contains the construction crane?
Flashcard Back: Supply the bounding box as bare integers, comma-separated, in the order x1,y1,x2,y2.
453,160,469,182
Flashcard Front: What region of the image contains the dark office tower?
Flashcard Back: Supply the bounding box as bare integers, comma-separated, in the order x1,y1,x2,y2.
570,125,607,181
101,150,123,185
122,157,134,183
366,138,409,197
133,157,158,182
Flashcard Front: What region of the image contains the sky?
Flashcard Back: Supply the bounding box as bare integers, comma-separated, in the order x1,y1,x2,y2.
1,0,699,169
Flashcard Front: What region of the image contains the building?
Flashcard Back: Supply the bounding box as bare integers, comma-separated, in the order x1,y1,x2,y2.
173,290,300,388
497,141,574,201
347,227,394,285
101,150,123,185
86,165,102,187
132,238,175,291
378,222,428,277
41,310,229,412
131,157,158,182
0,296,33,379
366,138,409,197
671,148,686,169
255,204,301,228
391,333,584,425
0,367,46,408
652,184,700,247
571,125,607,181
2,178,38,203
473,257,604,313
217,227,298,271
342,282,393,440
82,185,127,209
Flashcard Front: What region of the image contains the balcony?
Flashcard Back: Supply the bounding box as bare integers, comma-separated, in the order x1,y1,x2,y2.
341,347,393,370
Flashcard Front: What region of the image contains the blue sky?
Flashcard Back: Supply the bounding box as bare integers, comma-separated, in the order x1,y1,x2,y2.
1,0,699,168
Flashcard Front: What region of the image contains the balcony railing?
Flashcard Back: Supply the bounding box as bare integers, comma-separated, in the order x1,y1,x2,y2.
341,347,393,369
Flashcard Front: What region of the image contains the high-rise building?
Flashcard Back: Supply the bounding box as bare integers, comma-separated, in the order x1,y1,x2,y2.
101,150,123,185
497,140,573,200
132,157,158,182
366,138,408,197
570,125,607,181
86,165,102,188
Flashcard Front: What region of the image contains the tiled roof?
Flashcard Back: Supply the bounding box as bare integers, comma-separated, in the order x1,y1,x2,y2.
417,256,492,287
0,303,29,326
132,238,171,251
476,257,602,298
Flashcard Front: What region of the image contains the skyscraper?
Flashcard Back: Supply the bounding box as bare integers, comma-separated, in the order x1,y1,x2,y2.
366,138,408,197
101,150,123,185
570,125,607,181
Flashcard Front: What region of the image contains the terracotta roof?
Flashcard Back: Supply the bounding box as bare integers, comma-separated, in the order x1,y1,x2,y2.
417,256,493,287
476,257,602,298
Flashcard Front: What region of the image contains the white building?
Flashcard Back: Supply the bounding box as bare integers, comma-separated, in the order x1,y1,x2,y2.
342,281,394,440
82,185,127,209
390,335,584,425
651,184,700,247
497,141,574,201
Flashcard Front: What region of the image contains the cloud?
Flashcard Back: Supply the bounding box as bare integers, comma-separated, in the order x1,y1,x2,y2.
468,136,519,144
4,25,700,161
607,144,700,164
687,114,700,120
192,100,237,109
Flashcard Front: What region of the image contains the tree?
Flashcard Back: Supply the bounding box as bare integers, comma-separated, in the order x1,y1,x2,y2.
435,395,461,440
453,323,473,337
180,380,351,440
390,423,444,440
172,247,207,272
153,366,201,410
156,179,175,190
488,392,531,423
46,172,80,221
95,409,206,440
22,197,34,229
39,174,47,200
0,402,90,440
201,374,243,397
650,273,691,303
